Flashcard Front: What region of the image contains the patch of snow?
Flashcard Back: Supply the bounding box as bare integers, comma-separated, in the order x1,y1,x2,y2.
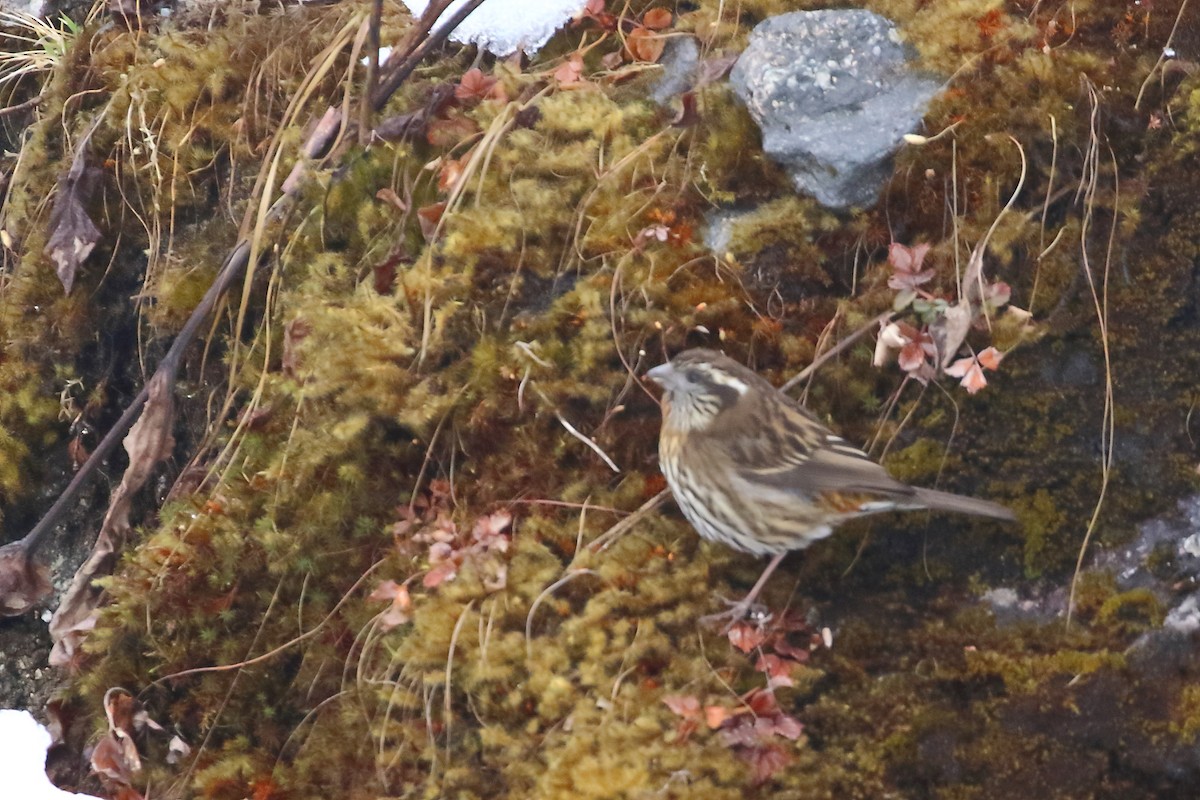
0,709,101,799
400,0,587,56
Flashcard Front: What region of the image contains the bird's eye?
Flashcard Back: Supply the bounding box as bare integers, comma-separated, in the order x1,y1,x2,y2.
685,369,704,383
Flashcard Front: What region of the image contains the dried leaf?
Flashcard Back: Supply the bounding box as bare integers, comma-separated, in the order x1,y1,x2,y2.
887,241,935,292
166,735,191,765
553,54,585,85
977,346,1005,370
372,83,455,142
642,8,673,29
962,240,987,306
369,579,413,630
49,372,175,664
662,694,700,719
417,202,447,240
44,151,102,295
375,187,407,212
727,621,766,653
425,112,479,148
696,54,738,88
945,356,988,394
671,91,700,127
282,316,311,378
929,302,972,367
437,157,466,193
740,742,792,784
704,704,735,729
0,542,52,615
626,27,665,63
455,67,499,102
601,50,625,70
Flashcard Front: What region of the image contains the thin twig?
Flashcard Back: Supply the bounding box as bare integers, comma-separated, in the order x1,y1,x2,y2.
779,310,896,393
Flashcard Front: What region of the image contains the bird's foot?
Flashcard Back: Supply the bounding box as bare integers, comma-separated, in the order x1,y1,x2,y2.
700,595,773,634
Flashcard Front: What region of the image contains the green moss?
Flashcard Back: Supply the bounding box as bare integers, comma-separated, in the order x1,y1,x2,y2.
0,0,1190,797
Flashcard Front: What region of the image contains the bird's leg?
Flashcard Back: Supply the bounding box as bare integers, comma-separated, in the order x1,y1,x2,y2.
700,551,788,634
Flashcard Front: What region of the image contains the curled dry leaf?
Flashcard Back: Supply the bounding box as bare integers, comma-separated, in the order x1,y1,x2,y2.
417,202,447,240
976,345,1004,370
642,8,673,29
671,91,700,127
44,145,103,295
425,112,479,148
945,355,988,394
455,67,500,102
553,53,585,85
368,579,413,631
282,316,312,379
50,371,176,665
929,302,972,368
625,26,665,63
0,541,52,615
662,694,701,719
727,620,767,653
375,187,407,212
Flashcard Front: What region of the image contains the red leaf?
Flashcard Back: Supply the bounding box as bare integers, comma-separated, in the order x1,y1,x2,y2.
662,694,700,719
642,8,672,29
553,54,585,85
898,341,928,373
946,356,988,394
977,346,1004,370
727,621,766,653
425,113,479,148
455,67,498,102
626,27,665,63
417,202,446,240
705,704,735,729
740,742,792,784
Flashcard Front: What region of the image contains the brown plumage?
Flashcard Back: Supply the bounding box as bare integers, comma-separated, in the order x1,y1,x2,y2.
646,348,1015,628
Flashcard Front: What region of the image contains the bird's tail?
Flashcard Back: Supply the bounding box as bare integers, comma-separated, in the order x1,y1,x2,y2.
910,487,1016,522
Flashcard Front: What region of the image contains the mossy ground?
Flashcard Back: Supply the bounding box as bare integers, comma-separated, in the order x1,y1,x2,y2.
1,0,1199,797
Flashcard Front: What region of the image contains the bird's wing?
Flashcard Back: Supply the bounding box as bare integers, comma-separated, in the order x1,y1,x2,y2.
727,402,918,501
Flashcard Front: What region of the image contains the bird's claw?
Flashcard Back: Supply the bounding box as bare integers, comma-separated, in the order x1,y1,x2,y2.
700,595,773,634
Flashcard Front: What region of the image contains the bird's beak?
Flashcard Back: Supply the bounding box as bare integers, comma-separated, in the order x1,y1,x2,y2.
646,362,675,387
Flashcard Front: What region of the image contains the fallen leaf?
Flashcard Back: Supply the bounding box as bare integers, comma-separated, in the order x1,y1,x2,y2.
44,127,103,294
671,91,700,127
642,8,673,29
696,54,738,88
425,112,479,148
945,356,988,394
626,26,665,63
553,54,585,85
282,316,312,378
375,187,407,212
887,241,934,292
0,542,52,615
455,67,499,102
727,621,766,653
740,742,792,784
929,302,972,367
704,704,735,729
417,202,447,240
977,346,1004,370
49,372,175,664
662,694,700,719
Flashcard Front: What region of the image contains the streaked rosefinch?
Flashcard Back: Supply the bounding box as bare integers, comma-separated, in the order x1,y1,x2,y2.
647,348,1015,628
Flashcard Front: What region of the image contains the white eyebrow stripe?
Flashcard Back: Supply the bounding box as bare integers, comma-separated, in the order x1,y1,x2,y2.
707,370,748,395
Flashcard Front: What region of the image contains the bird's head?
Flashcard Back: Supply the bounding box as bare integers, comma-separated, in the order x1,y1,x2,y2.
646,349,754,432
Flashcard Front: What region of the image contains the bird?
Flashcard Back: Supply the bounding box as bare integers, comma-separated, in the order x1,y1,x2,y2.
646,348,1016,629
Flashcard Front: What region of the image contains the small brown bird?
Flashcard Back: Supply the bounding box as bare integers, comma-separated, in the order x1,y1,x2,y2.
647,348,1015,628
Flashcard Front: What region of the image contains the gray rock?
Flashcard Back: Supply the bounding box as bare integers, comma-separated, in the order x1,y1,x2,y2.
730,9,941,209
651,36,700,105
